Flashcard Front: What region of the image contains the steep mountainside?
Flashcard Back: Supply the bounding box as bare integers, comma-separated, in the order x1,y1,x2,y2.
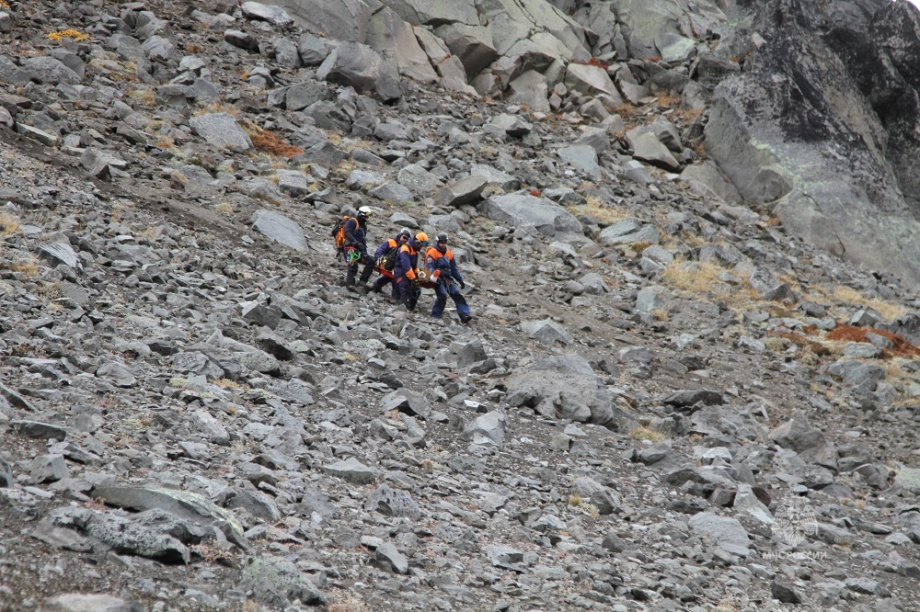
1,1,920,611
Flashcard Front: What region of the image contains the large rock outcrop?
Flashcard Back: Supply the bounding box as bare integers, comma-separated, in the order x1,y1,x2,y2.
703,0,920,287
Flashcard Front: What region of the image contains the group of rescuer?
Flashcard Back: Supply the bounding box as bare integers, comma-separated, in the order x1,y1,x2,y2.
336,206,472,324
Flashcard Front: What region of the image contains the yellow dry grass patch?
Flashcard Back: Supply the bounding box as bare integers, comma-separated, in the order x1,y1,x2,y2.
37,282,61,298
11,258,40,276
831,285,907,321
193,102,240,117
0,212,21,236
567,195,631,224
128,89,156,106
48,29,91,43
629,427,666,443
884,358,918,388
662,258,760,307
656,94,680,108
567,494,600,519
326,593,371,612
661,259,724,293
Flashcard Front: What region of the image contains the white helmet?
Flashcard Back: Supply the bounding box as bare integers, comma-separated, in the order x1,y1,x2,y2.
357,206,373,218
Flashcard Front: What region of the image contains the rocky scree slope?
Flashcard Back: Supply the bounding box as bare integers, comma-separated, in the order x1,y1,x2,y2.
1,0,920,611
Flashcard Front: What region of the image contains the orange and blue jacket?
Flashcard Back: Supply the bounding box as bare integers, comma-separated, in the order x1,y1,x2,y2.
394,243,419,279
425,245,463,285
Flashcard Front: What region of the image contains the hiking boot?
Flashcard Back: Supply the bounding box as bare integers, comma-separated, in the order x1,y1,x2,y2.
459,314,473,324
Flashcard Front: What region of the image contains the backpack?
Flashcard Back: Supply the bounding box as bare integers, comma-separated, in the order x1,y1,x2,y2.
331,216,352,249
380,245,399,271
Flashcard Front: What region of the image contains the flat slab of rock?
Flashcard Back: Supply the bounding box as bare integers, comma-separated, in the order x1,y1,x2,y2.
322,457,377,484
479,193,582,236
251,209,308,252
895,467,920,493
189,112,252,150
39,592,144,612
688,512,751,557
433,175,489,207
92,486,246,546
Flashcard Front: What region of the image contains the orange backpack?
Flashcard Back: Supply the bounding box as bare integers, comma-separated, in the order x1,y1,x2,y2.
331,216,353,248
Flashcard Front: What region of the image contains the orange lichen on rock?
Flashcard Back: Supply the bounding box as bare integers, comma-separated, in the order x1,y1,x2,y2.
826,325,920,359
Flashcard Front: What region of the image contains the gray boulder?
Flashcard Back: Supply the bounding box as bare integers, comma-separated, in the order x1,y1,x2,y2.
386,0,479,26
434,175,489,207
436,23,498,79
703,0,920,289
240,555,325,607
39,241,81,270
241,2,293,26
21,56,81,84
480,193,582,236
189,113,252,151
689,513,751,559
565,62,621,102
367,8,438,83
398,164,444,194
373,542,410,574
39,593,144,612
317,41,401,102
521,318,573,345
250,210,308,253
504,354,632,429
0,54,31,85
268,0,373,42
297,33,335,66
322,457,377,485
557,145,600,178
461,409,507,448
598,218,660,247
627,128,680,171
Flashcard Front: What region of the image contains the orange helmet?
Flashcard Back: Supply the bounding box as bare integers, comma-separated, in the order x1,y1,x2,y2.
415,232,429,242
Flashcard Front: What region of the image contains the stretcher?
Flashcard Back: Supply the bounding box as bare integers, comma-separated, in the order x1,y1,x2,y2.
374,264,437,289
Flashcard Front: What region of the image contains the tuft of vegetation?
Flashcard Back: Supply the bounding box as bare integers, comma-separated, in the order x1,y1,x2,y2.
128,89,157,106
37,282,62,298
568,494,600,519
830,286,907,321
0,212,21,236
47,29,91,43
661,259,724,293
629,427,666,443
247,126,303,158
11,258,40,277
567,195,631,224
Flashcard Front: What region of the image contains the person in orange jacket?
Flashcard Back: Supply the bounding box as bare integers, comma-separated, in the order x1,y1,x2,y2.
425,232,472,323
393,232,428,310
369,227,411,296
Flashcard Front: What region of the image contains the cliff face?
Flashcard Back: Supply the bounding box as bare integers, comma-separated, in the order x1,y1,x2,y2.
703,0,920,288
